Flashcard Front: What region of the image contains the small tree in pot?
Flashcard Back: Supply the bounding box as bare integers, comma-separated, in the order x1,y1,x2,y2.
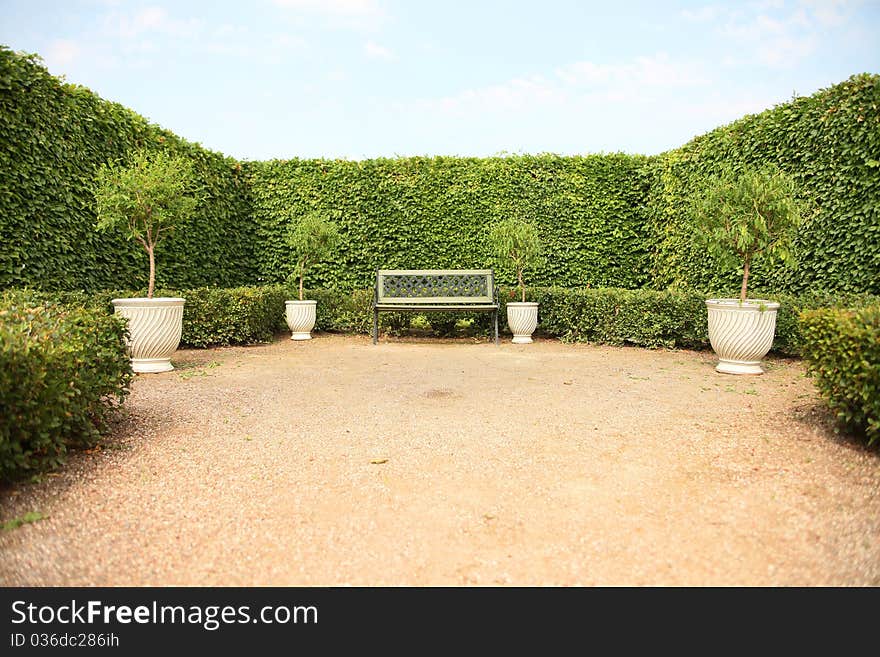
285,212,341,340
692,164,804,374
488,217,542,344
94,149,201,373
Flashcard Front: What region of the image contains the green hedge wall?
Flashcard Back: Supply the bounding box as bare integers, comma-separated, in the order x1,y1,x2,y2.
0,47,256,292
247,154,655,291
0,292,132,481
2,46,877,299
800,305,880,445
647,73,880,296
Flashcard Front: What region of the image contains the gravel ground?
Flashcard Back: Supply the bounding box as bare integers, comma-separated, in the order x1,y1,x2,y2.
1,333,878,586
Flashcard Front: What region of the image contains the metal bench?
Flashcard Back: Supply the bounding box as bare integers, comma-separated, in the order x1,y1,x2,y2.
372,269,499,345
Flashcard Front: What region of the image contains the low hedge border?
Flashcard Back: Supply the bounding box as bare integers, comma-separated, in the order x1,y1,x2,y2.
800,306,880,445
301,286,880,355
7,285,878,354
0,294,132,481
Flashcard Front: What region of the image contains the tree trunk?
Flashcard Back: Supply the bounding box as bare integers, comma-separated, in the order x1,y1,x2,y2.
518,267,525,303
299,271,304,301
147,245,155,299
740,256,750,303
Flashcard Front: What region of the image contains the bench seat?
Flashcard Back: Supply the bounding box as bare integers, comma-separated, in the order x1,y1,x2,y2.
374,304,498,311
372,269,499,344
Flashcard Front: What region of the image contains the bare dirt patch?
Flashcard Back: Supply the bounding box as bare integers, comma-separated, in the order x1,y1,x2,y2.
2,334,878,585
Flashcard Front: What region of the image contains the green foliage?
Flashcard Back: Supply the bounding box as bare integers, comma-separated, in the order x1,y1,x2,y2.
0,511,46,531
95,150,201,243
2,49,877,299
800,306,880,444
487,217,543,302
2,285,288,348
0,47,256,292
95,149,203,297
649,74,880,296
247,154,654,291
286,213,342,300
691,165,803,301
531,287,709,348
274,284,878,352
0,292,132,481
304,288,374,334
173,285,288,348
768,290,879,356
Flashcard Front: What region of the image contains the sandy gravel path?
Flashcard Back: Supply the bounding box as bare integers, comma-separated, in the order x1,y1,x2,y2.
2,334,878,586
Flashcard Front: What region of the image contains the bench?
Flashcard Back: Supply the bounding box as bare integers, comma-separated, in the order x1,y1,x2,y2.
372,269,499,345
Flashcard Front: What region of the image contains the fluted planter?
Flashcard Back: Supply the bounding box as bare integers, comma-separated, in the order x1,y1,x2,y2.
507,302,539,344
285,300,317,340
706,299,780,375
112,297,185,373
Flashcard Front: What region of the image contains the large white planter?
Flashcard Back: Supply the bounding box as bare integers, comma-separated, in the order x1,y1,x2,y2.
112,297,185,373
507,302,539,344
285,300,317,340
706,299,780,375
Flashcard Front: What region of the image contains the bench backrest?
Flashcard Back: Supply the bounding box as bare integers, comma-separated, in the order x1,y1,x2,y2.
376,269,495,305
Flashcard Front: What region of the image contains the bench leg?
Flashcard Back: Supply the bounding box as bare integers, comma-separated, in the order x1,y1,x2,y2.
372,309,379,345
494,309,499,346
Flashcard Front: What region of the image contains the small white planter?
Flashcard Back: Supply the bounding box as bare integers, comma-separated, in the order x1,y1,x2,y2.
111,297,185,373
507,302,539,344
706,299,780,375
285,300,317,340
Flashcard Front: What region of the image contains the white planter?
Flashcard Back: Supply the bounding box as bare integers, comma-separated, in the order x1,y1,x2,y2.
507,302,539,344
285,300,317,340
706,299,780,375
111,297,185,373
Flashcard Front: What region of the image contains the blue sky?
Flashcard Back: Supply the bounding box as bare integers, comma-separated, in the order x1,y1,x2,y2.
2,0,878,160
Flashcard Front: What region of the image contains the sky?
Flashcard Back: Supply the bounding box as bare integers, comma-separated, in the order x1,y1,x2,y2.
1,0,878,160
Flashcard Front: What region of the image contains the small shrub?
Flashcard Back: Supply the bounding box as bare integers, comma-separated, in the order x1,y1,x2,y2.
487,217,543,303
0,295,132,481
691,165,803,302
286,213,341,301
95,149,203,298
800,306,880,444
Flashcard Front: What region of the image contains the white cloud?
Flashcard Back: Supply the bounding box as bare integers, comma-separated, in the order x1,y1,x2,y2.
557,53,710,91
800,0,856,27
272,0,386,28
706,0,861,68
757,33,819,67
364,40,394,60
681,5,722,22
273,34,309,51
102,6,204,40
721,10,818,67
414,53,711,117
273,0,383,17
43,39,81,71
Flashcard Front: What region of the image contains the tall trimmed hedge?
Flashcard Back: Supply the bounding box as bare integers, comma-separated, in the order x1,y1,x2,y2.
247,154,654,290
647,73,880,296
2,46,878,298
0,47,256,292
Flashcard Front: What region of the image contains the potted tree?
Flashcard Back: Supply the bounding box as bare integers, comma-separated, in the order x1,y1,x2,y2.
285,212,341,340
693,164,803,374
94,149,201,373
488,217,543,344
